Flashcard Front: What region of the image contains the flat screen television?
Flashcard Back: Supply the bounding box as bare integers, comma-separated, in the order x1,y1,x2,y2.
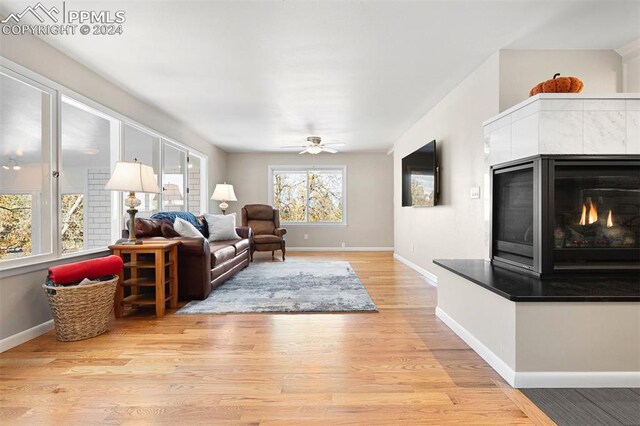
402,140,438,207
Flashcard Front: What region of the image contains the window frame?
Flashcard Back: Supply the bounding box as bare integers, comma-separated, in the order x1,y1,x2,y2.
0,57,209,277
267,165,347,226
0,66,56,268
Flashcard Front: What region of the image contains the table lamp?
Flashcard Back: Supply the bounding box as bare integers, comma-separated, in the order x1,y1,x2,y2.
105,159,161,244
211,183,237,214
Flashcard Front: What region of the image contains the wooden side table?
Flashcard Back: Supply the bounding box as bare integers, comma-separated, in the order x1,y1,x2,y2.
108,241,180,318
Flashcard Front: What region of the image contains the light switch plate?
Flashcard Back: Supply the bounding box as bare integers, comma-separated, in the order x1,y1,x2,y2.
470,186,481,199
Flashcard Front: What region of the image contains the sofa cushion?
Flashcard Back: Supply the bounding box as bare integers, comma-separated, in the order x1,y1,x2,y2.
209,244,236,266
215,238,250,255
254,234,282,244
248,220,276,236
244,204,275,221
134,218,164,238
196,215,209,239
203,213,240,241
174,217,202,238
151,211,205,235
160,221,181,238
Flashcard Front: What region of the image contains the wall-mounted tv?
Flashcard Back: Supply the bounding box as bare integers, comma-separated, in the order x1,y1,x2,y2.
402,140,439,207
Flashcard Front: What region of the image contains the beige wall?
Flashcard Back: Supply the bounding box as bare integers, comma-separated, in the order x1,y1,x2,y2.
436,270,640,384
393,53,499,276
437,269,517,369
226,153,393,248
0,31,227,342
499,49,623,111
516,302,640,372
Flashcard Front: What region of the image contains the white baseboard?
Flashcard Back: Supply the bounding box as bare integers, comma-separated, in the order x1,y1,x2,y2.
0,320,54,353
436,306,640,388
435,306,516,386
287,247,394,252
393,253,438,287
514,371,640,388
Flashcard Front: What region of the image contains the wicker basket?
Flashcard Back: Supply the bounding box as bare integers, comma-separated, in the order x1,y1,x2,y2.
43,276,118,342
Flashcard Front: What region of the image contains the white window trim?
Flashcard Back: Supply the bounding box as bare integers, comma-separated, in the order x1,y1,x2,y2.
267,165,347,226
0,56,209,276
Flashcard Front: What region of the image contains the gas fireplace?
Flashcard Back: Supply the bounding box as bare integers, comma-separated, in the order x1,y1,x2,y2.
491,155,640,276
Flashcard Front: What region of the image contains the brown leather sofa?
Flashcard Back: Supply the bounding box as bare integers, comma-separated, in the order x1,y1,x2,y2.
241,204,287,260
123,217,252,300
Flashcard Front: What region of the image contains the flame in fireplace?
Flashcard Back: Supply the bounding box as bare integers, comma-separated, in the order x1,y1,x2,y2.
579,203,587,226
607,209,613,228
588,199,598,225
578,199,598,226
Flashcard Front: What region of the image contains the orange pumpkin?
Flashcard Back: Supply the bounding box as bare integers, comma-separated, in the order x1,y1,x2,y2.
529,73,583,96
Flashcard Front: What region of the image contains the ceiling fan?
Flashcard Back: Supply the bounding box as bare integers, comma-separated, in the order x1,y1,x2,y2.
280,136,345,155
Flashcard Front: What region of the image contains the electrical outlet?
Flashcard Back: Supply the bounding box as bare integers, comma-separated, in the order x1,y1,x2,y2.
470,186,481,199
304,234,308,240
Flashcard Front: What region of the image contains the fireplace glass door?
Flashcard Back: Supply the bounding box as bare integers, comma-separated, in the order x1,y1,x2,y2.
553,163,640,270
493,164,535,268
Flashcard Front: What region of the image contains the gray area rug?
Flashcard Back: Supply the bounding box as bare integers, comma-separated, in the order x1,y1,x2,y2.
178,260,377,314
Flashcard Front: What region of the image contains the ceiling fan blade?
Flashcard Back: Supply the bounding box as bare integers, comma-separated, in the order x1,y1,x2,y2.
280,145,309,149
298,149,309,155
323,147,338,154
322,143,346,147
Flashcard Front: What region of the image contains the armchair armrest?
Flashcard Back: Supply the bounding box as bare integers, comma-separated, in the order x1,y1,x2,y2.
275,228,287,237
236,226,253,240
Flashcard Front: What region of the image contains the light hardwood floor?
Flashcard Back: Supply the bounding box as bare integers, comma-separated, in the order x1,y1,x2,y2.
0,252,554,425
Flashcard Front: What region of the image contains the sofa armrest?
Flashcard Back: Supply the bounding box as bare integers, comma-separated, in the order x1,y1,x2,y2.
174,236,209,257
173,237,211,300
275,228,287,237
236,226,253,240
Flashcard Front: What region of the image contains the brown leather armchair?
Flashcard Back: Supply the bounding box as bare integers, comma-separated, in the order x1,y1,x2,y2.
241,204,287,261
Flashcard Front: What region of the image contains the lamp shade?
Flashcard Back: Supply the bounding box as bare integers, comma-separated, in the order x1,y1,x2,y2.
211,183,237,201
104,161,160,193
163,184,183,201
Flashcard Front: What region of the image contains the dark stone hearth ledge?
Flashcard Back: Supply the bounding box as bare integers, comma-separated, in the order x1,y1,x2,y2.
433,259,640,302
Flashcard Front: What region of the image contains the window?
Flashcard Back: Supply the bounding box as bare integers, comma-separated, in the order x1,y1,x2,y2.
0,193,34,259
60,194,83,254
123,124,160,215
0,62,209,271
162,142,187,212
61,97,120,254
269,166,346,224
187,153,206,215
0,70,54,262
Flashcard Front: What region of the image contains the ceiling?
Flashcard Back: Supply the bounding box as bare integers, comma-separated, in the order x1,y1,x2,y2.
1,0,638,153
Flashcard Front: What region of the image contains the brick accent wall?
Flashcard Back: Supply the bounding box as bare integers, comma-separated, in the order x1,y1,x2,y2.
188,169,201,214
86,168,111,248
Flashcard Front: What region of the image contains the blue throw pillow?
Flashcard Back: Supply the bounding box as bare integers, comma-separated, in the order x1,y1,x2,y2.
151,211,204,235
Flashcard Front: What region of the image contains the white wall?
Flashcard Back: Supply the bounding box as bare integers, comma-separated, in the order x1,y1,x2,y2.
226,153,393,248
393,53,499,275
499,49,623,111
0,31,227,344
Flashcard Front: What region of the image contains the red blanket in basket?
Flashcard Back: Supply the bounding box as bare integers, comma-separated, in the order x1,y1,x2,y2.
48,255,123,285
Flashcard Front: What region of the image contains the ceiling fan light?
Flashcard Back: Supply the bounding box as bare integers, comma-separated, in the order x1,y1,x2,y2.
307,146,322,154
2,165,9,170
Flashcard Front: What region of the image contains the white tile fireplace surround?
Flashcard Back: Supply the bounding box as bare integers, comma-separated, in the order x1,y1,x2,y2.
484,94,640,166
